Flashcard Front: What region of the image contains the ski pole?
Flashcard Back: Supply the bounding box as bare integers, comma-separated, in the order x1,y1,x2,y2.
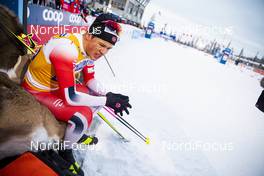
103,107,150,144
97,112,128,142
116,114,150,145
116,116,149,143
101,52,116,77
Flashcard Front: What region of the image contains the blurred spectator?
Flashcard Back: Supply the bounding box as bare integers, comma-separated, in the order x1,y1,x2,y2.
39,0,46,5
55,0,61,9
60,0,80,14
234,59,240,65
47,0,56,8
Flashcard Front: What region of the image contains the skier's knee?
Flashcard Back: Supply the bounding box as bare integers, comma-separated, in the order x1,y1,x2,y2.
77,106,93,127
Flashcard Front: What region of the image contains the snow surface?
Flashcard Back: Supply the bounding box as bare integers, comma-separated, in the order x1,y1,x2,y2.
75,25,264,176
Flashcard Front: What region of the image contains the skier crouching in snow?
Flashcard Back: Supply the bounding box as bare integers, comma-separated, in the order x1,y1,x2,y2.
22,14,132,175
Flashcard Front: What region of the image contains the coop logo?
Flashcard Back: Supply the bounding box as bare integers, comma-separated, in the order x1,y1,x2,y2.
42,9,63,23
69,14,81,24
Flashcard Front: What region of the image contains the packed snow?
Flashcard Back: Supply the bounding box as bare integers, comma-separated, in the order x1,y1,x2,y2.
74,24,264,176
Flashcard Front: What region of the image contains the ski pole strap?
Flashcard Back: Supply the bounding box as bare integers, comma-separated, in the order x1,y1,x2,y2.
97,112,128,142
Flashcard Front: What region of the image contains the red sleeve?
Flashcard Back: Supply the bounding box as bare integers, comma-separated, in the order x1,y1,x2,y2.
49,43,106,107
49,44,76,99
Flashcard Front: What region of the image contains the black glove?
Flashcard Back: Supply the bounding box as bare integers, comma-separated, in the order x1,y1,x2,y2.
105,92,132,116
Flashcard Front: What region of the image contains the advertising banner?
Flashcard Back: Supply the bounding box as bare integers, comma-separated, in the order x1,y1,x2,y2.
27,4,88,44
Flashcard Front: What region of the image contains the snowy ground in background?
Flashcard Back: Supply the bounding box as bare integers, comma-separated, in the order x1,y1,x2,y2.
75,25,264,176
